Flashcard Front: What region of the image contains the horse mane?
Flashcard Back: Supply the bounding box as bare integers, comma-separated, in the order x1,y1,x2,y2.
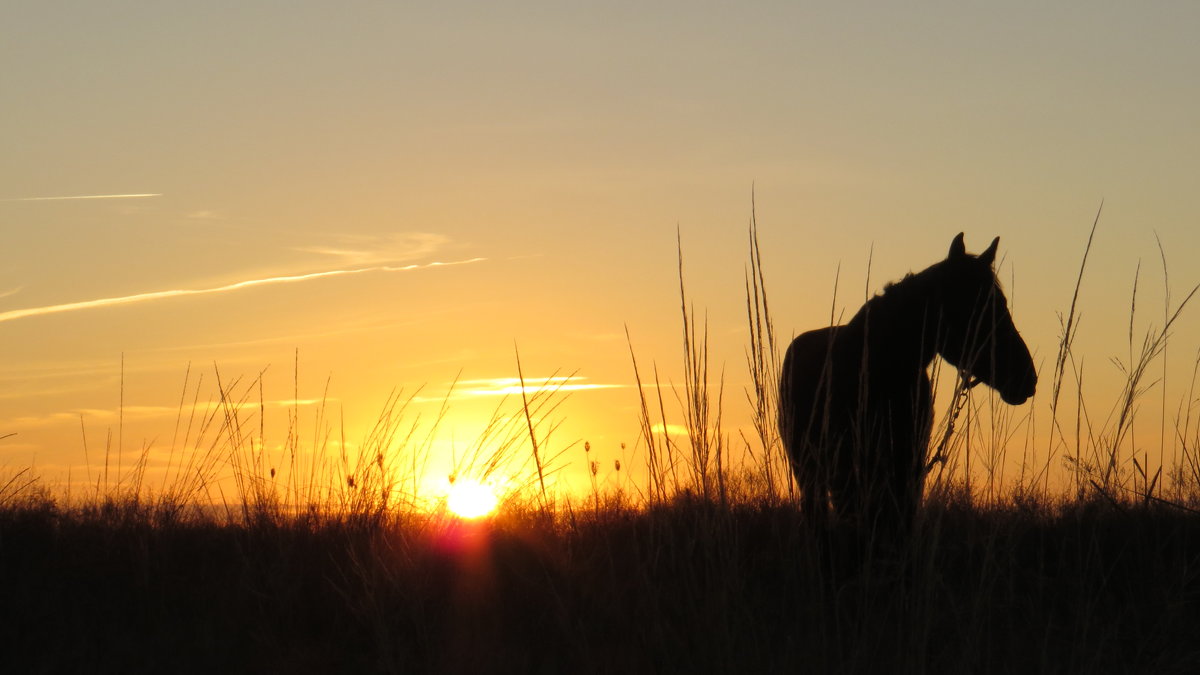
851,260,948,324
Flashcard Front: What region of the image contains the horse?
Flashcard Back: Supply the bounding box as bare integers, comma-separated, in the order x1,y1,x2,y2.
778,233,1036,531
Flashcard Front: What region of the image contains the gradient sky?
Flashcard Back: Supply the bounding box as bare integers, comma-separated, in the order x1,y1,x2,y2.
3,2,1199,501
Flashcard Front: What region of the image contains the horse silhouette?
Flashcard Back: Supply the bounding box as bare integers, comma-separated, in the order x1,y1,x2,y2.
778,233,1036,530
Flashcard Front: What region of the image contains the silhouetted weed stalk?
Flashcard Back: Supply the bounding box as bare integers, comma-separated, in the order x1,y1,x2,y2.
3,206,1200,673
744,196,792,501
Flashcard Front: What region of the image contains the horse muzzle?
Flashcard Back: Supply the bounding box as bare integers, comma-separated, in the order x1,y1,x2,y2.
999,371,1037,405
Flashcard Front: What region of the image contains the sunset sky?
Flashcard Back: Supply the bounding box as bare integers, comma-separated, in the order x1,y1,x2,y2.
3,2,1199,501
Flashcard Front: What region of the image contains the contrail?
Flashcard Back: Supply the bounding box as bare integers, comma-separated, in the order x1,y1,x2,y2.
0,257,486,324
0,193,162,202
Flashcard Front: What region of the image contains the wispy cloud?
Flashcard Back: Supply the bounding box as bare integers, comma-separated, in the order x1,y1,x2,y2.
4,406,178,429
3,398,329,429
0,193,162,202
185,210,222,220
0,257,486,325
651,423,690,436
415,376,627,402
0,285,22,300
295,232,450,265
459,376,626,397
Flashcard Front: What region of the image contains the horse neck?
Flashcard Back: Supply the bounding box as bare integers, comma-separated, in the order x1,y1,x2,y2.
851,271,942,375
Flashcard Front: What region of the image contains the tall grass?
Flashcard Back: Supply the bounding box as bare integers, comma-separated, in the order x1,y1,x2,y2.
744,195,791,501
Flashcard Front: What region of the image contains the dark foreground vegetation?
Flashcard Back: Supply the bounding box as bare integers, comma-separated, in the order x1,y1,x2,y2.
3,491,1199,674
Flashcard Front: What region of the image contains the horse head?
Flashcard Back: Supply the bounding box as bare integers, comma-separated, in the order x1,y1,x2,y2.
935,233,1037,405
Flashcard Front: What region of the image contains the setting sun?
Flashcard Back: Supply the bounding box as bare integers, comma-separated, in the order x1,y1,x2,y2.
447,479,499,519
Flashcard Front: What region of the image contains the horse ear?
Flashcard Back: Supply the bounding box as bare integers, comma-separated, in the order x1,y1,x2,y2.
979,237,999,265
948,232,967,259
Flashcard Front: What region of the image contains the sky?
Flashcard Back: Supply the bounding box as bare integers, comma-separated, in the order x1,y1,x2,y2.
3,2,1199,504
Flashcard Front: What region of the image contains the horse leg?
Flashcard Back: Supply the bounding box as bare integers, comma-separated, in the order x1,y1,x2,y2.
884,426,926,538
801,479,829,523
896,382,933,532
795,444,830,524
828,438,859,522
890,452,918,535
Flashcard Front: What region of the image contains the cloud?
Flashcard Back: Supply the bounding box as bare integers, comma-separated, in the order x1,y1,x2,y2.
2,399,329,429
651,423,690,436
295,232,450,265
3,406,177,429
414,376,627,402
185,210,222,220
0,193,161,202
458,376,626,397
0,257,486,325
270,399,329,407
0,285,22,300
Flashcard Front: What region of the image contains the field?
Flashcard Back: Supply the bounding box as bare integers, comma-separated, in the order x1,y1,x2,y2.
3,219,1200,674
3,490,1199,673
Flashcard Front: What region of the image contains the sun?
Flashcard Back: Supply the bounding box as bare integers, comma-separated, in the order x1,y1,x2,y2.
446,479,499,519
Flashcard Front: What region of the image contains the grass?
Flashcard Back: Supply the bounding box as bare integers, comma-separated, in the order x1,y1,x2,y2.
3,207,1200,673
3,491,1198,673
